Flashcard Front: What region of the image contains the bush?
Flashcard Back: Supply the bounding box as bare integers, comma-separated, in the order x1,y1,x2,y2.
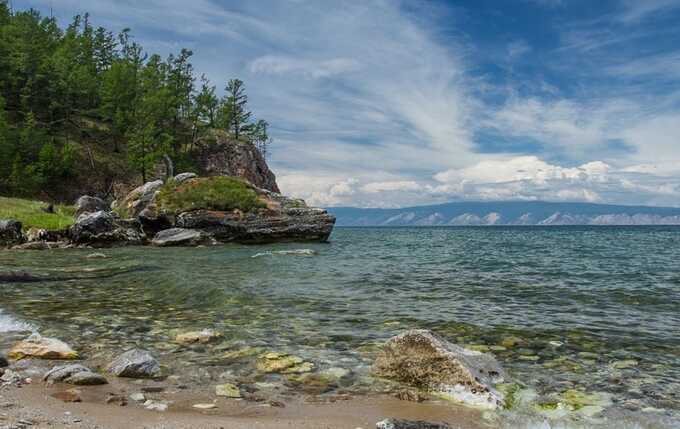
156,176,266,214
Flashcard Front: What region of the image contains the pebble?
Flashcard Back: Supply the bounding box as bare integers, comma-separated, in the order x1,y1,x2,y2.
129,393,146,403
144,400,168,412
192,403,217,410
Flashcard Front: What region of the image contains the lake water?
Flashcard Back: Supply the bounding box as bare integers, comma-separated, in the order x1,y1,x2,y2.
1,226,679,427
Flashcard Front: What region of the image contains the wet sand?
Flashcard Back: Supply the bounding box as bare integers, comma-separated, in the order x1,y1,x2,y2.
0,382,486,429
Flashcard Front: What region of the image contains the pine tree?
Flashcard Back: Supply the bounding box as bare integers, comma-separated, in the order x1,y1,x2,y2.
224,78,251,140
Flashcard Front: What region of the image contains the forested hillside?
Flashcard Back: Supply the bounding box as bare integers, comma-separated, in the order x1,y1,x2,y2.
0,2,271,201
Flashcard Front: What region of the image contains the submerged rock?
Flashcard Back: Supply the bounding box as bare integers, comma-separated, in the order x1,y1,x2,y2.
376,419,451,429
256,352,314,374
0,219,23,246
8,334,78,360
144,400,168,412
52,388,82,403
175,329,222,344
193,403,217,410
108,349,160,378
215,383,241,398
373,329,506,409
152,228,214,247
0,356,8,367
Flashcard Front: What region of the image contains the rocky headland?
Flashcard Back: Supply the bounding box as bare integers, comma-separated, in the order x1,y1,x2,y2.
0,141,335,249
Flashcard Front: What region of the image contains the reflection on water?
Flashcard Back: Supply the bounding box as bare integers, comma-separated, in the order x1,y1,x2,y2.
1,226,679,424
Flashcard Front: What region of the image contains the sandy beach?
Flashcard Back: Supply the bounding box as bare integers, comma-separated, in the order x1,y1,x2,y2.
0,381,485,429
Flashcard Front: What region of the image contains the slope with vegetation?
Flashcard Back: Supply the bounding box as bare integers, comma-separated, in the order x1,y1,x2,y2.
0,2,272,202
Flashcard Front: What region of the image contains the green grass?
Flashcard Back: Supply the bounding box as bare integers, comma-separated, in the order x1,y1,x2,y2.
156,176,266,214
0,197,75,230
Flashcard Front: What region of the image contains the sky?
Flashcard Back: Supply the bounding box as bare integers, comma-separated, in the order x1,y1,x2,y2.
15,0,680,208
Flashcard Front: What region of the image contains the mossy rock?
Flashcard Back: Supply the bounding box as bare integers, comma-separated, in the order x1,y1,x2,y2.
256,352,314,374
156,176,266,214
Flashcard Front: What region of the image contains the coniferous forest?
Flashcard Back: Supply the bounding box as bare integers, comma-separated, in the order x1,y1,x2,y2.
0,2,270,200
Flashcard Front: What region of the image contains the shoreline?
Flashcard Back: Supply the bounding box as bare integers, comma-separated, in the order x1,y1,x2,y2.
0,382,486,429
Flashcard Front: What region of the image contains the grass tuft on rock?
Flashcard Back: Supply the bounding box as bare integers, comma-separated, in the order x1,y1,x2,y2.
0,197,75,230
156,176,266,214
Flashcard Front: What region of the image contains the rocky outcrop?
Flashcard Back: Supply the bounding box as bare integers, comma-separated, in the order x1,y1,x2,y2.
373,329,506,410
151,228,214,247
195,134,279,193
69,211,144,246
8,334,78,360
108,349,160,378
74,195,108,217
0,219,23,246
175,206,335,244
116,176,334,245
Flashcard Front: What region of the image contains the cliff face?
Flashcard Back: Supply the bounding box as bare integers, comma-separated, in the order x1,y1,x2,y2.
195,132,280,193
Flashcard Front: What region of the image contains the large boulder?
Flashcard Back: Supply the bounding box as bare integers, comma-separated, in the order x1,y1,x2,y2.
0,219,23,246
69,211,145,246
74,195,108,217
8,334,78,360
108,349,160,378
373,330,506,410
194,134,280,193
116,180,164,218
151,228,214,247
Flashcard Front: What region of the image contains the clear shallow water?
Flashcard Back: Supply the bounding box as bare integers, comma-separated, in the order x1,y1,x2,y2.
1,226,679,424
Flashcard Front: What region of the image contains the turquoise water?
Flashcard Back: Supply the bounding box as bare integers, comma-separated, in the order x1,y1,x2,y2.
1,226,679,425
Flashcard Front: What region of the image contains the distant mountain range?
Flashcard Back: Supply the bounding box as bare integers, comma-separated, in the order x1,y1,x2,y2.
328,201,680,226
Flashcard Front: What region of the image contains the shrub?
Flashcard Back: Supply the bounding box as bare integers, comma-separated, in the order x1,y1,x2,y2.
156,176,266,214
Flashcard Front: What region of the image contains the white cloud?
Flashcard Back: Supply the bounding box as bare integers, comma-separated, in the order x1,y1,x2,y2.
248,56,360,79
617,0,680,24
361,181,423,193
507,40,532,60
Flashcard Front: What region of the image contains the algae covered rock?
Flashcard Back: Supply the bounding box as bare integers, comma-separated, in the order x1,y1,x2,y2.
8,333,78,360
256,352,314,374
373,329,506,409
215,383,241,398
108,349,160,378
175,329,222,344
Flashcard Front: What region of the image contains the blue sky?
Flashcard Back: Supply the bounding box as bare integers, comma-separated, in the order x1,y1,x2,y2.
16,0,680,207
